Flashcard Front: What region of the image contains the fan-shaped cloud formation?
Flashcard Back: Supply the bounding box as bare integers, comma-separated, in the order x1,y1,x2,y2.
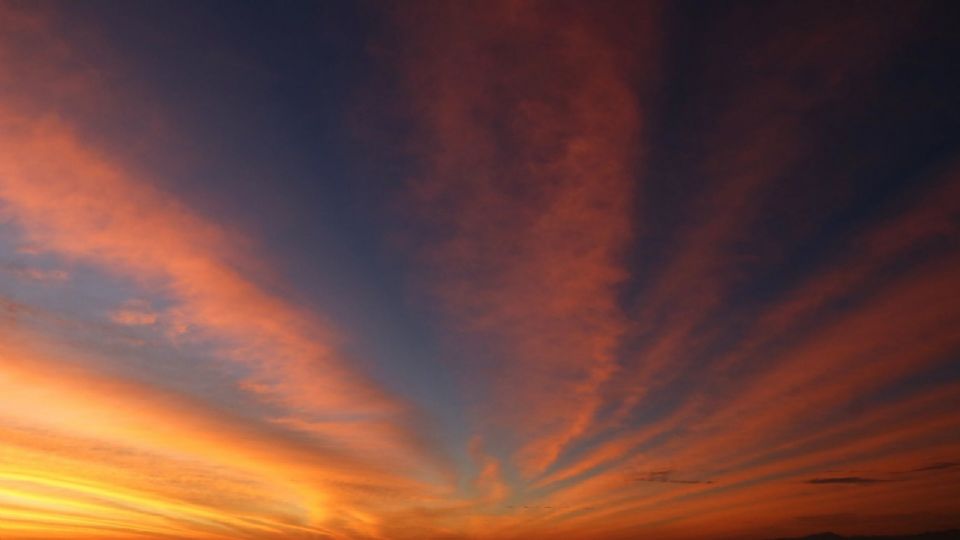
1,1,958,539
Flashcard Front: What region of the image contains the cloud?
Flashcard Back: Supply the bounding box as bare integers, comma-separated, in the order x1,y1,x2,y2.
110,309,158,326
909,462,959,473
393,0,657,480
109,300,159,326
1,263,69,282
0,6,444,537
0,338,440,539
2,1,959,539
630,470,715,485
793,512,857,523
0,78,397,422
806,477,886,485
446,5,960,536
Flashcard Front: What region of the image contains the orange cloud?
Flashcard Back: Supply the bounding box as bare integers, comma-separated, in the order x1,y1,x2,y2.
0,336,441,539
2,2,958,538
0,5,445,538
109,300,159,326
394,0,657,480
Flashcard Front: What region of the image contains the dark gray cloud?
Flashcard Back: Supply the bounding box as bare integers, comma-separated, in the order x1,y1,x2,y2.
908,461,958,473
631,470,715,484
805,460,959,487
806,476,884,485
793,513,857,523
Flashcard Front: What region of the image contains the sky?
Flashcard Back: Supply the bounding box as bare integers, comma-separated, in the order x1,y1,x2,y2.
0,1,959,539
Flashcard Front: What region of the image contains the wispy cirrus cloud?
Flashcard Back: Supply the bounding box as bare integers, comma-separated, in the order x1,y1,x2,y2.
1,263,69,282
109,300,159,326
2,1,959,539
0,4,445,538
393,0,658,483
387,3,960,538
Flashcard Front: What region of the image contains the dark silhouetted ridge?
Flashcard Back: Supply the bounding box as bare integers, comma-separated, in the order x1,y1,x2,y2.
773,530,960,540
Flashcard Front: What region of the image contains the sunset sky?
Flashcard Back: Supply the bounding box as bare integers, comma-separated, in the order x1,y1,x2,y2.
1,1,959,539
